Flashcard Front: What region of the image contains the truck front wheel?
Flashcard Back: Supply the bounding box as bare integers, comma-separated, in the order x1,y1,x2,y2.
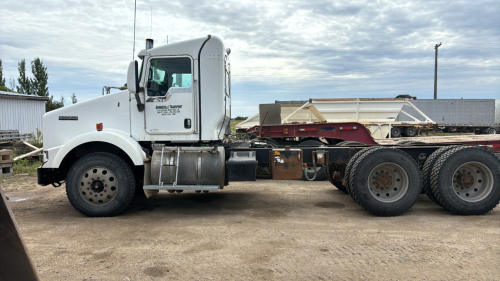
66,152,136,217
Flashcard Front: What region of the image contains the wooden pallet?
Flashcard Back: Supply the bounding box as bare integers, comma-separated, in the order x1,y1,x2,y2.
0,149,14,164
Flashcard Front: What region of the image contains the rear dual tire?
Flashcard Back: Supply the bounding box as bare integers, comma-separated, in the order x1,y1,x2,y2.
430,147,500,215
421,146,461,206
349,148,422,216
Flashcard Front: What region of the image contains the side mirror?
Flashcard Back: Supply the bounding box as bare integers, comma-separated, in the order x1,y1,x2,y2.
127,60,145,111
127,61,139,94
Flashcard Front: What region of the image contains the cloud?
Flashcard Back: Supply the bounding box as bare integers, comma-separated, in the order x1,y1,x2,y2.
0,0,498,117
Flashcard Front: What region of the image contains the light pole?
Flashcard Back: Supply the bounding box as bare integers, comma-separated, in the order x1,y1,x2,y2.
434,42,442,99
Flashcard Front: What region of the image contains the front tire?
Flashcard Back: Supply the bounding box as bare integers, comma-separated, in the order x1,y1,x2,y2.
66,152,136,217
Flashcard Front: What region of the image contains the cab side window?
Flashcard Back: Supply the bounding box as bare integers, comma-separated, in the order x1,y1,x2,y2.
147,57,192,96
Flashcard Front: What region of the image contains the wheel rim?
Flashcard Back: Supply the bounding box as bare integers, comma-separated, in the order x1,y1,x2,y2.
78,166,118,206
367,162,409,203
452,161,494,202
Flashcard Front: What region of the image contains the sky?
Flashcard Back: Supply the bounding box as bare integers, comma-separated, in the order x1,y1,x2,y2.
1,0,499,117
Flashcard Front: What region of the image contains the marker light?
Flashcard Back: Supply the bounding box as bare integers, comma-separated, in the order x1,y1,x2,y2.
96,123,103,131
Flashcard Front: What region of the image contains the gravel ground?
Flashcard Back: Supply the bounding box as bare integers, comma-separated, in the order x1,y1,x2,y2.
2,173,499,280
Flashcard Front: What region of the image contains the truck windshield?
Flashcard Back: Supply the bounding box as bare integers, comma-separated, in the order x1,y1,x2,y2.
147,57,192,96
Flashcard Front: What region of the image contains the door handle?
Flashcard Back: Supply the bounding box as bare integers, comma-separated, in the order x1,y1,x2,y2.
184,118,191,129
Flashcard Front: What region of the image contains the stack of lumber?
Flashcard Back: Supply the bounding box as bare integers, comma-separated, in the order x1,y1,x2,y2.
0,130,32,142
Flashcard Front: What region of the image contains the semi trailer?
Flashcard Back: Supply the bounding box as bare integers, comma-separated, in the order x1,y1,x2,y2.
398,99,500,134
37,35,500,218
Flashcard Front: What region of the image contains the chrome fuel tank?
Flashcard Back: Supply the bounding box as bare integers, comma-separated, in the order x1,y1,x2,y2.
151,146,225,187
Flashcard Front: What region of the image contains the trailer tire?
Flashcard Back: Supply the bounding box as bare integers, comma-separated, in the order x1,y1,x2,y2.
430,146,500,215
421,146,462,206
402,127,417,137
390,127,402,138
299,139,326,181
66,152,136,217
349,148,422,216
484,127,497,134
344,147,384,201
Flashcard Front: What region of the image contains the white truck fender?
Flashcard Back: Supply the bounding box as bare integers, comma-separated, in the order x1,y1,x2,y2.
51,130,147,167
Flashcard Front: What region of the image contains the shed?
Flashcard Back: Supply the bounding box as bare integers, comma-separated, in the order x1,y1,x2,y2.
0,91,49,136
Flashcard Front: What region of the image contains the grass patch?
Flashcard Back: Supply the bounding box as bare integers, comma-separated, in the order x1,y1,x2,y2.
230,120,240,132
13,158,41,176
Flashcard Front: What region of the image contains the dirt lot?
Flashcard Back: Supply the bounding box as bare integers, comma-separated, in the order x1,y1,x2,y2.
2,173,500,280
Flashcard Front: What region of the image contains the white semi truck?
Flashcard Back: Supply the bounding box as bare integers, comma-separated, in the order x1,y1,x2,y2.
38,35,500,218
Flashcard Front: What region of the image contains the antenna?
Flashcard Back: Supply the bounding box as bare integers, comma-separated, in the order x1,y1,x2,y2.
150,6,152,38
133,0,137,60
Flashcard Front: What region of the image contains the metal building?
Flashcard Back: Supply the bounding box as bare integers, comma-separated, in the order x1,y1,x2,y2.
0,91,49,135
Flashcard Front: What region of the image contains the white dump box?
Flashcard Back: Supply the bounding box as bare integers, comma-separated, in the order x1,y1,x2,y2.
236,98,435,139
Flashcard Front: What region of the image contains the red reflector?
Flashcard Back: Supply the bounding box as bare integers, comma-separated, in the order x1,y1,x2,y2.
96,123,103,131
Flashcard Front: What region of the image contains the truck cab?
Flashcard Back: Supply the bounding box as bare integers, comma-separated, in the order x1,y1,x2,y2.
38,35,231,216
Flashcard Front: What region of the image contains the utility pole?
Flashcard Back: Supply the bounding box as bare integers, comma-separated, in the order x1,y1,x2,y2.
434,42,442,99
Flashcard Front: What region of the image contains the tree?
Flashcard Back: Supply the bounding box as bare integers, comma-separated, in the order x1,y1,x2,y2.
0,59,5,87
31,57,49,97
9,77,16,92
0,85,13,92
46,95,65,112
71,93,77,104
16,59,32,95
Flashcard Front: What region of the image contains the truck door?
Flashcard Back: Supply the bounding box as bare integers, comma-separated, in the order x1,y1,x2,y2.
144,56,195,134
